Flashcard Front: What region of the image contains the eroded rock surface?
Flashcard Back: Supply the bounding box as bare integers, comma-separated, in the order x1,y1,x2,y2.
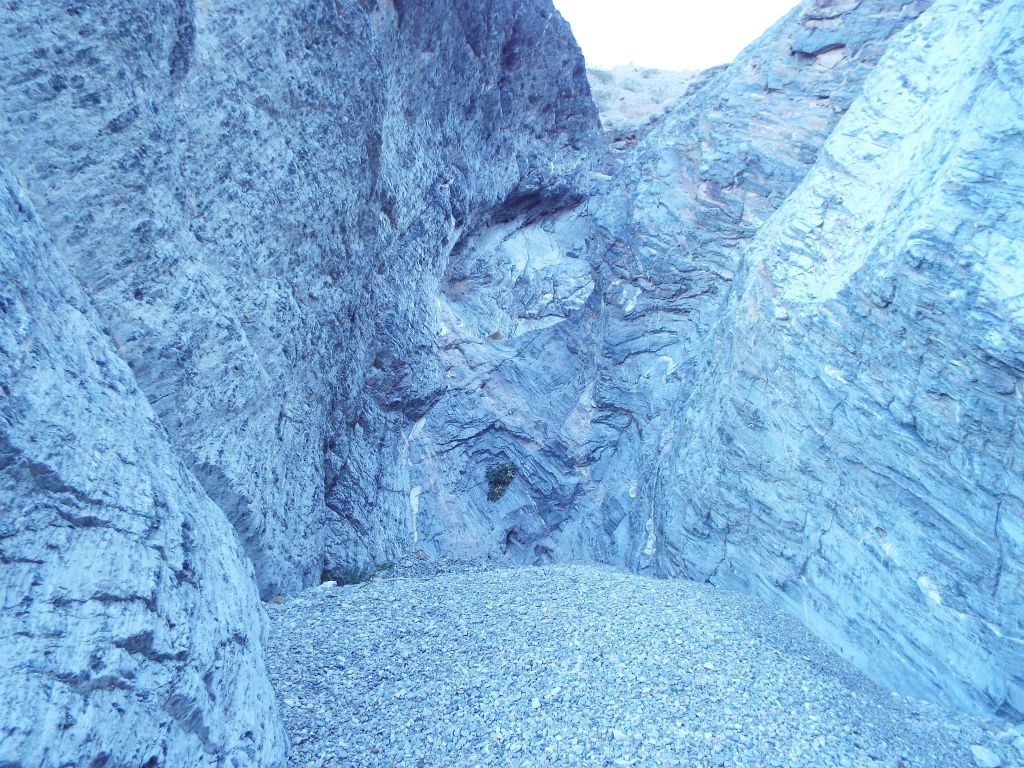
1,0,597,762
655,0,1024,718
0,0,598,599
2,0,1022,761
0,170,287,765
400,0,1024,719
586,66,697,137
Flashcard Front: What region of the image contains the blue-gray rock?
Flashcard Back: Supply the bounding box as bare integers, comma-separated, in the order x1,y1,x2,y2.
402,0,939,565
645,0,1024,719
0,0,598,599
399,0,1024,721
0,0,597,762
971,744,1002,768
0,169,287,765
2,0,1023,760
465,0,1021,719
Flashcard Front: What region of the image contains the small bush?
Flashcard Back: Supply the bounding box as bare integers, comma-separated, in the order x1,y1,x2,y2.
486,461,517,502
320,564,377,586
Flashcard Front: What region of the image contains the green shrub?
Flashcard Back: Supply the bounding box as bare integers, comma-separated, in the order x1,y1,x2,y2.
320,564,377,586
486,461,517,502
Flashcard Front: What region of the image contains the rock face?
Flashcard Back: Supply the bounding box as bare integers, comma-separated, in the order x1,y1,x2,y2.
400,0,1024,720
656,0,1024,718
1,0,597,762
659,0,1023,719
0,170,287,765
0,0,598,599
502,0,1021,718
402,0,942,563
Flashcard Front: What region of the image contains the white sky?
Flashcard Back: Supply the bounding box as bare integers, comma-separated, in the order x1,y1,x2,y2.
552,0,800,71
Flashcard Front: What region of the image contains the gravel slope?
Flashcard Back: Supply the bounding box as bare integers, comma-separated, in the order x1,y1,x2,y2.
266,564,1015,768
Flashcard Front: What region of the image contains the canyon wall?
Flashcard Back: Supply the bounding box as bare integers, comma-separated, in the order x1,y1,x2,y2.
423,0,940,569
1,0,597,762
399,0,1024,719
653,0,1024,718
0,168,287,766
0,0,598,600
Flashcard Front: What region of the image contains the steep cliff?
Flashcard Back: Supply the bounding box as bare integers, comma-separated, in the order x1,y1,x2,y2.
399,0,1024,720
2,0,1022,761
591,0,1023,719
0,0,598,599
0,169,286,765
397,3,925,566
654,0,1024,718
1,0,597,762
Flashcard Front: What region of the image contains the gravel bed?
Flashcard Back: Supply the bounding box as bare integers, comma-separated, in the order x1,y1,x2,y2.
266,563,1018,768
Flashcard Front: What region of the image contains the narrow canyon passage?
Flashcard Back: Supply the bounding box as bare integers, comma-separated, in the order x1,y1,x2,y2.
2,0,1023,763
266,564,1006,768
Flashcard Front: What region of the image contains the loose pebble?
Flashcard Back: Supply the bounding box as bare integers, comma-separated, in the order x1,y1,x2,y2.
267,561,1007,768
971,744,1002,768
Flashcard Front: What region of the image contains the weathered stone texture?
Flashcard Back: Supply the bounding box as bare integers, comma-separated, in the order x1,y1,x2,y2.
0,169,287,765
1,0,597,762
0,0,598,598
654,0,1024,717
2,1,1022,761
402,0,1024,719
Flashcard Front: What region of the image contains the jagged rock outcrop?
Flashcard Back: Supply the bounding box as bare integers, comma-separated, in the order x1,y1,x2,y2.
654,0,1024,718
634,0,1022,719
1,0,597,762
0,169,287,765
401,0,1024,720
402,0,940,561
0,0,598,599
398,7,914,561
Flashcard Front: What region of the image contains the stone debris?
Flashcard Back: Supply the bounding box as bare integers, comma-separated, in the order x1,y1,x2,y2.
267,564,1008,768
2,0,1023,762
971,745,1003,768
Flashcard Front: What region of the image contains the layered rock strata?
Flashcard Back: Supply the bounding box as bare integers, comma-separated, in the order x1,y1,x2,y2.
1,0,597,761
0,0,598,598
1,1,1022,761
654,0,1024,718
0,169,287,765
400,0,1024,718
